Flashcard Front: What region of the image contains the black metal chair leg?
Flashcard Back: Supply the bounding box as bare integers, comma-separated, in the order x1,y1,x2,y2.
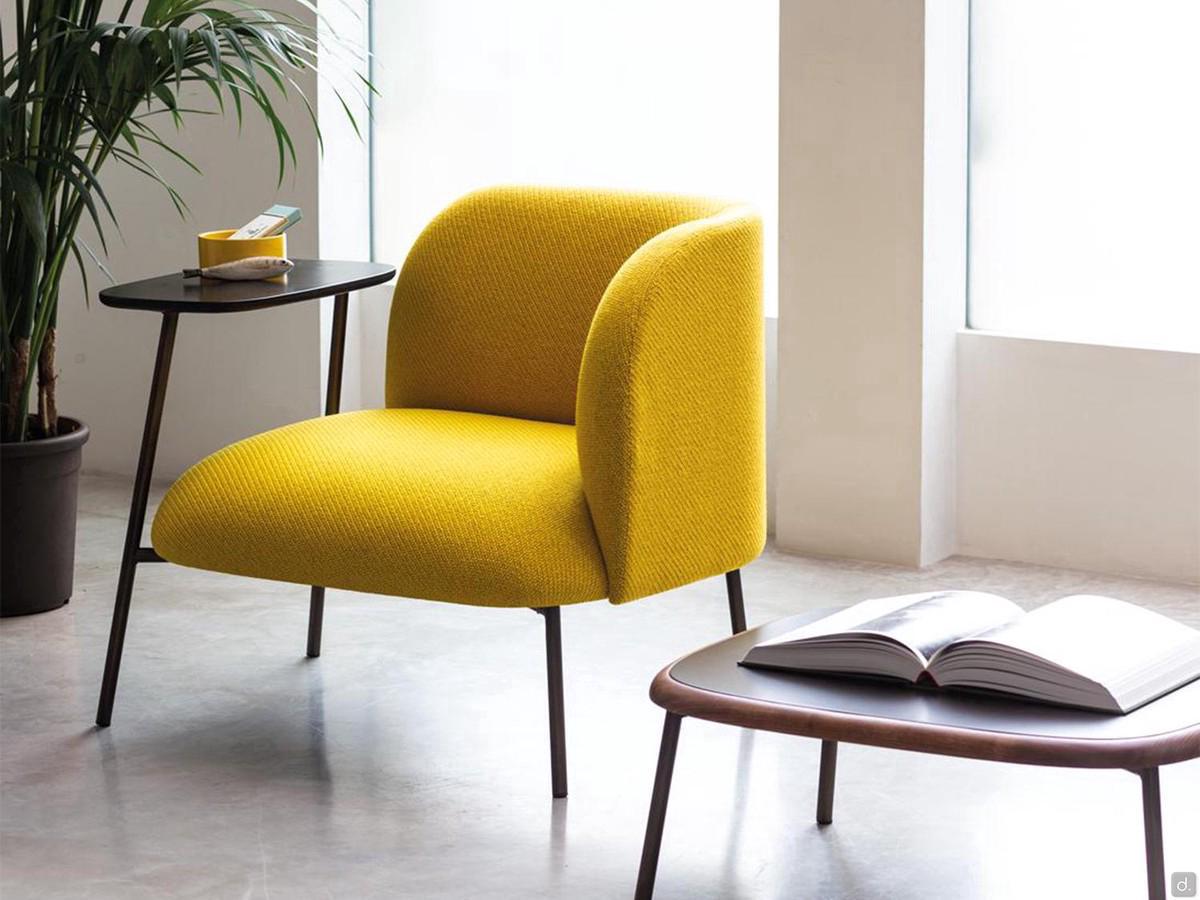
725,569,747,634
635,712,683,900
536,606,568,798
816,739,838,824
304,293,348,656
96,313,179,727
306,586,325,658
1138,768,1165,900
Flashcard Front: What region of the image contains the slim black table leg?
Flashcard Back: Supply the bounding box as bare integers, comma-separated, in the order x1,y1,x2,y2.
305,292,349,658
324,293,349,415
538,606,568,799
306,587,325,658
725,569,747,635
816,739,838,825
635,712,683,900
1139,768,1165,900
96,312,179,727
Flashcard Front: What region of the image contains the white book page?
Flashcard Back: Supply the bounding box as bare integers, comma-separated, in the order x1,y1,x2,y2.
942,595,1200,691
757,591,1021,666
756,593,932,646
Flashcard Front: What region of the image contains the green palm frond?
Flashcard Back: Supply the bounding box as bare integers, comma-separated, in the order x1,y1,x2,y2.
1,0,371,441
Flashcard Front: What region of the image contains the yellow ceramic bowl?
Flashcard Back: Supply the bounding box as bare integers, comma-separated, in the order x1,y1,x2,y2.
197,229,287,268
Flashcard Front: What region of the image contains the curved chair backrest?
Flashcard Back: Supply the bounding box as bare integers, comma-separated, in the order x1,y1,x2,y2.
386,186,729,425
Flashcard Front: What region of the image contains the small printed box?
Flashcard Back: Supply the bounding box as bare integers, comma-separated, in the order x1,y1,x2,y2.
229,204,302,240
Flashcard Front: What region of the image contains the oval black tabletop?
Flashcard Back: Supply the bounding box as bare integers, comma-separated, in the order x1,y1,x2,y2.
98,259,396,313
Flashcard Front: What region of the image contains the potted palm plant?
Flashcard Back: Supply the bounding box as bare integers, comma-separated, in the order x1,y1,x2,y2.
1,1,366,615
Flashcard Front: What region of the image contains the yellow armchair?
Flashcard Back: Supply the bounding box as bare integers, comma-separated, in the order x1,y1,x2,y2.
146,186,765,796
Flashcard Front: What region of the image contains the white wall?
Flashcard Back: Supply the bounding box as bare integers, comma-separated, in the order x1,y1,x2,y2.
365,0,779,412
317,0,372,413
370,0,778,305
776,0,1199,586
958,332,1200,583
921,0,969,565
956,3,1200,583
776,0,963,567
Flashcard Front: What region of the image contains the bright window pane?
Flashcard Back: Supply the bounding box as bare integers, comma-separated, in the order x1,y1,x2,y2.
968,1,1200,350
372,0,779,315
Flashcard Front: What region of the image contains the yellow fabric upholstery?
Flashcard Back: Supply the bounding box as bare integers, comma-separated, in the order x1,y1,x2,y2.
153,186,764,607
577,207,765,602
151,409,608,606
387,186,726,424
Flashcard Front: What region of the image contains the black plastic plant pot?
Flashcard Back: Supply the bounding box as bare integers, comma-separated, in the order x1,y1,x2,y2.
1,417,89,616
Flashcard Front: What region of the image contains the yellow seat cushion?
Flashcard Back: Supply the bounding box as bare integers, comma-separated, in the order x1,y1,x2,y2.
151,409,609,607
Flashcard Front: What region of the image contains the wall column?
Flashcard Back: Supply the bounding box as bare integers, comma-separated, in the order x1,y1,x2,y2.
776,0,965,566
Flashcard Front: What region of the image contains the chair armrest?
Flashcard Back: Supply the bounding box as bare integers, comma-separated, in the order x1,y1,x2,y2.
576,207,766,603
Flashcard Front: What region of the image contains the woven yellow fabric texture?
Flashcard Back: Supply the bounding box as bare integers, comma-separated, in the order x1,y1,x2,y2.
155,187,765,608
151,409,608,606
386,186,727,424
576,207,766,602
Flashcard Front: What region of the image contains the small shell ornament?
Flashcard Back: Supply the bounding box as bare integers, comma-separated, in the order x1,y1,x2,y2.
182,256,294,281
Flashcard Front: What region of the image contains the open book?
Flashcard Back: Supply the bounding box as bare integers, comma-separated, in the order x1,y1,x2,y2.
740,592,1200,714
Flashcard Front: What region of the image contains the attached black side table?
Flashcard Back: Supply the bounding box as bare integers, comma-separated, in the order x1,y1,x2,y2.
94,259,396,727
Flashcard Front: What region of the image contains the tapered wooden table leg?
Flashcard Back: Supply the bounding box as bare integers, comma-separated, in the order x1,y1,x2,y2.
816,739,838,825
1139,768,1165,900
635,712,683,900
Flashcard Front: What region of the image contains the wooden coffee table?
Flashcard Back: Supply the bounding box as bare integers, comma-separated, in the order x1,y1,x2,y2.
634,609,1200,900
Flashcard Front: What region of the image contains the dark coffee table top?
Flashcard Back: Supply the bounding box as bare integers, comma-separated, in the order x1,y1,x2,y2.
99,259,396,313
652,609,1200,769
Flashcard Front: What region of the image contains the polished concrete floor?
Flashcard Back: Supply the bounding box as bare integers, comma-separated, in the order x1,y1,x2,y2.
1,474,1198,899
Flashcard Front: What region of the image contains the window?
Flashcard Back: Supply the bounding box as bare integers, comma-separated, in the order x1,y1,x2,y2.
968,1,1200,351
371,0,779,314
